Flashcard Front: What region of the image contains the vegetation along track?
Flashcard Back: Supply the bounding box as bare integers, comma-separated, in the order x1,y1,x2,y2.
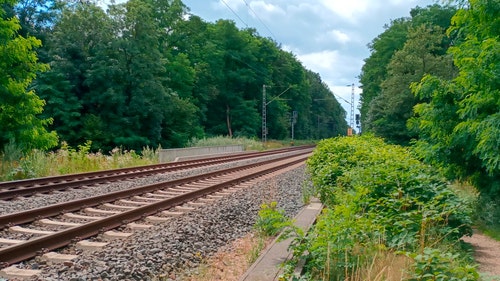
0,147,312,268
0,146,312,201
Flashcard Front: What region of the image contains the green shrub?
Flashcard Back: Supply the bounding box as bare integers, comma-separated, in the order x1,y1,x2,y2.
406,247,479,280
288,135,477,280
254,201,293,237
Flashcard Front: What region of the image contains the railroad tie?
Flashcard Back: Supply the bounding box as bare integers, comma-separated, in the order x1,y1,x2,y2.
84,207,122,215
76,240,108,251
0,265,41,280
103,231,133,240
63,213,104,220
102,203,136,210
9,226,55,235
0,237,24,245
39,219,82,227
42,252,78,263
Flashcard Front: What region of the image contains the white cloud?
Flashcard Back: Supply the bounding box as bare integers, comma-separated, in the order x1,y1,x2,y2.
329,29,351,44
249,1,286,19
319,0,377,23
298,50,341,74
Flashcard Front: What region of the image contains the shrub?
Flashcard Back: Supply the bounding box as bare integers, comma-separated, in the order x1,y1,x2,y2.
287,135,477,280
254,201,293,237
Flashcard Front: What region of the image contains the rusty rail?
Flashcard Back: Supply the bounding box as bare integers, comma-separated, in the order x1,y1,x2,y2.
0,152,310,267
0,146,313,200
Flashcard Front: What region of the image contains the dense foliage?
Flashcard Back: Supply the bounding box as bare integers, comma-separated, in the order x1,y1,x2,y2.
359,4,457,143
409,0,500,196
0,0,58,151
287,135,476,280
0,0,347,153
360,1,499,197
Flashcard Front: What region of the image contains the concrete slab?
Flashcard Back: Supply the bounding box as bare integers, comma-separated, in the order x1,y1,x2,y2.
103,231,133,240
9,226,55,235
102,203,135,210
162,211,184,217
0,238,24,245
187,202,206,207
127,222,152,230
64,213,103,220
84,207,121,215
0,265,40,280
39,219,82,227
42,252,78,263
133,196,163,202
145,216,171,223
175,206,195,212
197,198,216,203
76,240,108,251
239,199,323,281
118,199,149,206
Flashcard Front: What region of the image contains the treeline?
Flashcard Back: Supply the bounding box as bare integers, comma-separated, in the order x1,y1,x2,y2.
0,0,348,153
359,1,499,196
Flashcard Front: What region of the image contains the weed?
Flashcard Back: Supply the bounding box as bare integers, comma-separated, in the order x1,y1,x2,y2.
254,201,293,237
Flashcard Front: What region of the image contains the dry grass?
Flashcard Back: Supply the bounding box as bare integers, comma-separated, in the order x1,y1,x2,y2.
181,232,273,281
357,251,411,281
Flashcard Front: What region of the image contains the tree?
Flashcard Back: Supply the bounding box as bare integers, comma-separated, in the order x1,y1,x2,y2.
410,0,500,195
360,4,457,134
36,2,110,147
367,24,455,144
0,0,57,151
359,18,410,132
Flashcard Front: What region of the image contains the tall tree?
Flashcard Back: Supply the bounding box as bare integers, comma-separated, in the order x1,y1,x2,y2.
0,0,57,151
359,4,457,134
37,2,110,147
410,0,500,195
367,24,455,144
359,18,410,132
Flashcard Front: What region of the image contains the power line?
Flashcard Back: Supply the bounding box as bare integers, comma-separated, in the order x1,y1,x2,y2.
241,0,277,41
220,0,249,28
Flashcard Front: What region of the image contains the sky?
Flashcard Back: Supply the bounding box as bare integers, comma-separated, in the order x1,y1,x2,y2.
106,0,437,123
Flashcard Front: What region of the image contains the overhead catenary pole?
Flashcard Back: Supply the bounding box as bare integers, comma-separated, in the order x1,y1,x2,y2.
262,85,292,143
350,83,355,130
262,85,267,143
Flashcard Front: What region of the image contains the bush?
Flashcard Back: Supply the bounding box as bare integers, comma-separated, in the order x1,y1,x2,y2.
286,135,477,280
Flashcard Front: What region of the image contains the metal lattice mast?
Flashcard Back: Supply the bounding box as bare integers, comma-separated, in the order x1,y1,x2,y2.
262,85,267,143
350,83,355,129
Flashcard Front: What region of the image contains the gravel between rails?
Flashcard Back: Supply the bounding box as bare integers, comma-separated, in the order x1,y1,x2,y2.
21,165,309,281
0,152,300,216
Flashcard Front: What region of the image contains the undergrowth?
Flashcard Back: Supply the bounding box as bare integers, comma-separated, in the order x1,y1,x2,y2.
281,135,479,280
0,140,159,181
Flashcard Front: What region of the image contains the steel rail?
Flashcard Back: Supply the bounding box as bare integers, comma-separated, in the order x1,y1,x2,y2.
0,154,310,267
0,148,313,228
0,146,313,200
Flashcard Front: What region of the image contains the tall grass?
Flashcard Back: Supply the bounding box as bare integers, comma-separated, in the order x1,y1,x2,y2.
0,136,282,181
188,136,265,151
0,141,159,181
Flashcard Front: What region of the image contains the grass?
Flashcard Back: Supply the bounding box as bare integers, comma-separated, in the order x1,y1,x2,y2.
449,181,500,241
188,136,266,151
0,141,156,181
161,232,273,281
0,136,308,181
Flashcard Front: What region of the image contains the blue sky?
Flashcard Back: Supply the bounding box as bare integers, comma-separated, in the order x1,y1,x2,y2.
106,0,438,117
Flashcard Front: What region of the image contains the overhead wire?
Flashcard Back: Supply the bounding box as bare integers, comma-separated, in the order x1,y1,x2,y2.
220,0,249,28
241,0,277,41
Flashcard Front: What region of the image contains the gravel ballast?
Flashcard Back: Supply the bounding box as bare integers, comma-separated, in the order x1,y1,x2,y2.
27,165,309,281
0,152,302,216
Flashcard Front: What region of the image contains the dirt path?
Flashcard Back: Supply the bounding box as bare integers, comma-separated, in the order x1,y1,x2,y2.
462,231,500,279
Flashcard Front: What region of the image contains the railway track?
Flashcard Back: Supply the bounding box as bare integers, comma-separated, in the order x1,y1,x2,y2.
0,146,312,201
0,147,313,271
